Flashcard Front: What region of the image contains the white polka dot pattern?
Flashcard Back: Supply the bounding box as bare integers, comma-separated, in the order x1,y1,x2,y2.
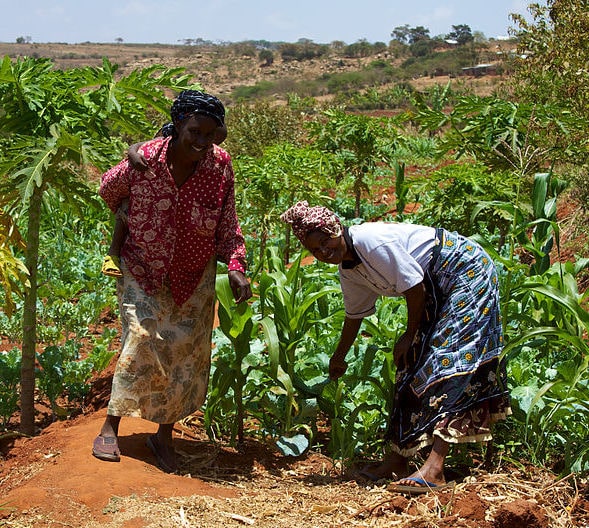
100,137,247,305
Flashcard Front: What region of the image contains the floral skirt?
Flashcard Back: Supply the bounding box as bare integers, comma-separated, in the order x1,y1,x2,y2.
107,258,216,424
387,229,511,456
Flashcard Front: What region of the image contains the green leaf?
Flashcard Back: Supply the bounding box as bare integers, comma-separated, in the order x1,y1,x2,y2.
275,433,309,457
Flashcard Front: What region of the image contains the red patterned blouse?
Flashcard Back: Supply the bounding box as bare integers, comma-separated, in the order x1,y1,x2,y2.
99,137,247,305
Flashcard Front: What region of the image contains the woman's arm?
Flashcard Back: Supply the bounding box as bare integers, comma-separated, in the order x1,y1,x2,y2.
394,282,426,369
329,316,363,380
127,142,149,171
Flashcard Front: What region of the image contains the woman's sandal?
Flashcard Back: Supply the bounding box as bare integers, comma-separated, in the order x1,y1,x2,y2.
92,435,121,462
387,477,456,495
102,255,123,278
146,435,178,474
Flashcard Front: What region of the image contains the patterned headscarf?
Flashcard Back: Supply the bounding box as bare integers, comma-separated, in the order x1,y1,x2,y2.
280,201,342,243
170,89,225,126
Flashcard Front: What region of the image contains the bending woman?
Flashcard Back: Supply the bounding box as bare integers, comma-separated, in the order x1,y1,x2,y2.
281,201,510,490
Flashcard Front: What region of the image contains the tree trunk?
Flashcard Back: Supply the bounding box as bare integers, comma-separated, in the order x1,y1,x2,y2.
20,184,43,435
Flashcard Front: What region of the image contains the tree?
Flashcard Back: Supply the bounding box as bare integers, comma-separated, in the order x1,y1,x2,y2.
259,49,274,67
308,109,398,217
0,56,195,434
408,26,431,44
409,38,435,58
391,24,411,44
447,24,474,45
509,0,589,176
510,1,589,121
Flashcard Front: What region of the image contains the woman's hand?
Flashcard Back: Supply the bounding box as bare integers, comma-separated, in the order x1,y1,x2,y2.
328,317,362,380
393,332,413,370
329,354,348,380
127,142,149,171
228,270,252,303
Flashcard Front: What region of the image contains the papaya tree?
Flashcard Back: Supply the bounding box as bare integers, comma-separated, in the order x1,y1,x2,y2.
307,109,398,217
233,142,337,268
0,210,29,316
0,55,195,434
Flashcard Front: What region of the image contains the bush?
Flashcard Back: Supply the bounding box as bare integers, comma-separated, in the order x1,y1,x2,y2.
0,348,21,428
411,163,519,237
224,100,305,157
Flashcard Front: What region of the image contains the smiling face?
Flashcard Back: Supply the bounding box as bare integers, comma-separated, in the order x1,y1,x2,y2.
303,229,349,265
174,113,219,162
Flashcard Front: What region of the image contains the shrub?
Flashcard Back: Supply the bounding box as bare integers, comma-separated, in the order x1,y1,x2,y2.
0,348,21,427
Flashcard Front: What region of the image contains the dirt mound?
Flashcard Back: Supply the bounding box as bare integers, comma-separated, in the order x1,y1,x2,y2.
1,401,587,527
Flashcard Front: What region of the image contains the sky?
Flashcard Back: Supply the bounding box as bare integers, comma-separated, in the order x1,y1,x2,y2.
0,0,536,45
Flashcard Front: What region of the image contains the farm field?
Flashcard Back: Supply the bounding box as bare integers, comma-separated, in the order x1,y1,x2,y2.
1,38,589,528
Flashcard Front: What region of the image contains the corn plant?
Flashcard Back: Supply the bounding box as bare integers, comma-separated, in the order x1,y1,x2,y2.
502,264,589,472
472,171,589,472
256,247,341,454
205,274,256,444
327,379,381,471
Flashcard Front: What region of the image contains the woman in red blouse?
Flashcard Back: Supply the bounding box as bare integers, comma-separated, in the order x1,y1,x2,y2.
92,90,251,473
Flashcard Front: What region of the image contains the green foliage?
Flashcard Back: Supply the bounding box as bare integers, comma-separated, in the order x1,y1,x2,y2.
325,62,400,95
473,171,589,473
257,248,341,441
206,274,256,443
279,41,329,62
232,80,277,101
223,100,305,157
511,1,589,122
36,332,116,418
400,47,475,77
502,267,589,472
412,163,519,237
308,108,398,216
234,142,337,268
340,84,414,111
0,348,21,427
36,341,84,414
415,94,578,174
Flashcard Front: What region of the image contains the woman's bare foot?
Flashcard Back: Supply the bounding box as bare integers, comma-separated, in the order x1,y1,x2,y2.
146,434,177,473
395,437,449,487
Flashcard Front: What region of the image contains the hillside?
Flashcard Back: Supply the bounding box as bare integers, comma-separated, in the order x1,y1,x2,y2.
0,40,511,101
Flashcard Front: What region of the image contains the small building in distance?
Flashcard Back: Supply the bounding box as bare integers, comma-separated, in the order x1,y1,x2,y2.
461,63,498,77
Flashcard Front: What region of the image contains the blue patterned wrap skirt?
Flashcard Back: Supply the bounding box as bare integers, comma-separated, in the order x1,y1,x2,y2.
387,229,510,456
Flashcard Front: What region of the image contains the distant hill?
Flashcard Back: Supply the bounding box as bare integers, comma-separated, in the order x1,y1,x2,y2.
0,40,516,103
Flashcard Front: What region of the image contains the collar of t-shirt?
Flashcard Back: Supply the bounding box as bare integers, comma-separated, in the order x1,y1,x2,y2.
341,226,362,269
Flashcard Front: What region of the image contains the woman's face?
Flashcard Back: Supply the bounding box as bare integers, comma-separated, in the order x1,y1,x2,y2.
174,114,219,161
304,229,347,265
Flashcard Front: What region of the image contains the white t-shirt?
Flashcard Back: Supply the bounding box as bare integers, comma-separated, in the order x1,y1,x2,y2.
339,222,436,318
